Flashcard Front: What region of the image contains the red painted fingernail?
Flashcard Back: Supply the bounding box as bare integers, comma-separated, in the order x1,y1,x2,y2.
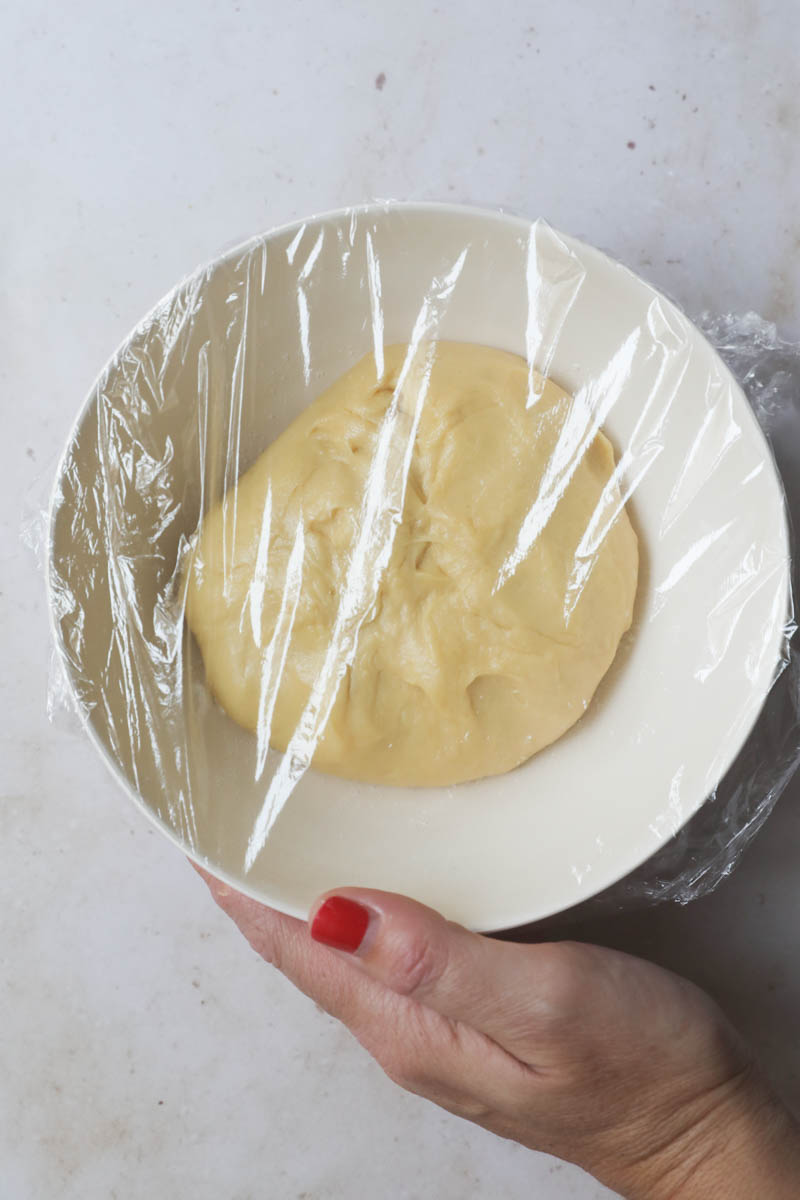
310,896,371,953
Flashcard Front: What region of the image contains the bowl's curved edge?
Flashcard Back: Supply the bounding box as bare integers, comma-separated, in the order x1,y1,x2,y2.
46,200,794,932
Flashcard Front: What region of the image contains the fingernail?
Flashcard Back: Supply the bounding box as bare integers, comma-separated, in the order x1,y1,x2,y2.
310,896,372,953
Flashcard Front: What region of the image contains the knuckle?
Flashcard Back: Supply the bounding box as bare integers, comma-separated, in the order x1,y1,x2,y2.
263,942,281,972
442,1093,495,1124
528,942,586,1025
387,935,445,998
243,923,284,971
378,1051,423,1094
378,1053,494,1125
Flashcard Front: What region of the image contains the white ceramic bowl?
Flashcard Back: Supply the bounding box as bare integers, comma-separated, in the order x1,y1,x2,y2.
49,203,790,930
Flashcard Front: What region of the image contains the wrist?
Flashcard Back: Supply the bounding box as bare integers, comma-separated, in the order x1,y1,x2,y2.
613,1068,800,1200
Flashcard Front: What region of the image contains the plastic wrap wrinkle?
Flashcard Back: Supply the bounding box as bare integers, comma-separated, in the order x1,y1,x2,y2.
37,207,800,926
246,254,469,867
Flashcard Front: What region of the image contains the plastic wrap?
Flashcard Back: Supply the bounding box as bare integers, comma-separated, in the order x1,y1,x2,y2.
42,205,799,930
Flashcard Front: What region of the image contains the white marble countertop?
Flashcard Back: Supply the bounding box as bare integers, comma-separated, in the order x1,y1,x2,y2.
3,2,799,1197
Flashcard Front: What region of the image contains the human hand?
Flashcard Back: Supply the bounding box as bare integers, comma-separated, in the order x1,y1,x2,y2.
193,868,800,1199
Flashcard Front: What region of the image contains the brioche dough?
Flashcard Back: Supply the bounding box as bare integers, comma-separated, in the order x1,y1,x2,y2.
185,342,638,786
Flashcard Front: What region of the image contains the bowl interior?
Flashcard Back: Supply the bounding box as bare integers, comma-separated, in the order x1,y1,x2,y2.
49,204,790,930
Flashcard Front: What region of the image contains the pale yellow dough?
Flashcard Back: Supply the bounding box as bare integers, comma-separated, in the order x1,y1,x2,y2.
186,342,638,786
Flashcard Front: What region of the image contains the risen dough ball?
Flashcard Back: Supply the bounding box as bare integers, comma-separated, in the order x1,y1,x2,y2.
185,342,638,786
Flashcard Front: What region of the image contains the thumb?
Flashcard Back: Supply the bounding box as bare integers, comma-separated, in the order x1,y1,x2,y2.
309,888,579,1059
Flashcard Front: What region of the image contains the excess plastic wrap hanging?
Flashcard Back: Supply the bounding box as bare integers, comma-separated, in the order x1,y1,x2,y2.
44,206,799,929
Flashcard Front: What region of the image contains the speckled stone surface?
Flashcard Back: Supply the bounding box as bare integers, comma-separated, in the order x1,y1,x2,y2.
3,2,799,1197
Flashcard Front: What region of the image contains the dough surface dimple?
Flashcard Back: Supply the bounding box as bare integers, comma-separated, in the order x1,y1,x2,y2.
186,341,639,786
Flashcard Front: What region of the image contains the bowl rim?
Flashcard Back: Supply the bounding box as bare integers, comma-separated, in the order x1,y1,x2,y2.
47,200,793,931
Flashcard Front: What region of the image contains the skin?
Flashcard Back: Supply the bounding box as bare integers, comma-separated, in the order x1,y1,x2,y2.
193,866,800,1198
